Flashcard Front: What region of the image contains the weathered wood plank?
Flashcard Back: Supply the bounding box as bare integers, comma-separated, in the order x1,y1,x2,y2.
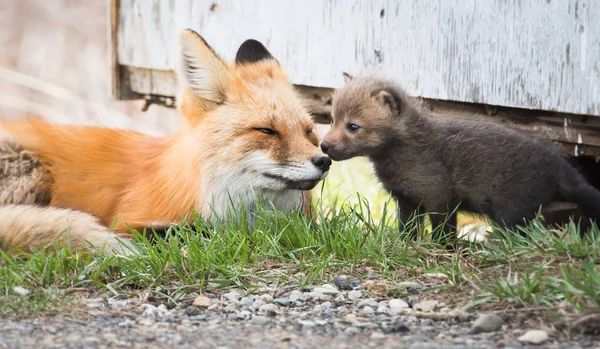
116,0,600,117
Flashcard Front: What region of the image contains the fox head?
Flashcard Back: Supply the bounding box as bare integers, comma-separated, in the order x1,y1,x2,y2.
176,29,331,193
321,74,416,161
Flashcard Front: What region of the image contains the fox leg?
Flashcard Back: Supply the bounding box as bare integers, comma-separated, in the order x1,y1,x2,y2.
428,207,458,247
393,193,424,240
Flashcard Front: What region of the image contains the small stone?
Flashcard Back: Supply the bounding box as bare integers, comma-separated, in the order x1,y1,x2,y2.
344,313,358,324
118,319,135,328
389,299,410,314
142,307,157,320
184,306,201,316
376,305,391,315
223,291,240,302
162,314,176,323
398,281,424,292
235,310,252,320
224,302,240,313
348,290,363,301
259,294,273,303
274,298,293,307
12,286,31,296
258,303,279,316
362,306,375,316
107,299,126,308
384,317,410,333
345,326,361,334
414,300,439,312
193,296,213,308
156,304,168,314
518,330,549,344
351,279,361,287
288,290,304,302
357,299,379,308
86,303,105,308
207,303,219,311
471,313,505,334
333,275,352,290
313,284,340,295
370,331,386,339
240,296,255,307
408,343,440,349
252,315,269,325
298,320,315,327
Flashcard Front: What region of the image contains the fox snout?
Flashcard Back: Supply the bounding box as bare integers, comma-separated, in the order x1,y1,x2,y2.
312,155,332,173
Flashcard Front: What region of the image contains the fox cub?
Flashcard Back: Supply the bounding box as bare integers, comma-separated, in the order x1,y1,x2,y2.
321,74,600,244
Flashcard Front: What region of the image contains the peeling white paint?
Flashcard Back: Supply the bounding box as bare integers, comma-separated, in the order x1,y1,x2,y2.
578,134,583,144
116,0,600,117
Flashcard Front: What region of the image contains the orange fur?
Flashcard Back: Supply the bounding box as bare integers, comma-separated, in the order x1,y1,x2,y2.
0,29,327,252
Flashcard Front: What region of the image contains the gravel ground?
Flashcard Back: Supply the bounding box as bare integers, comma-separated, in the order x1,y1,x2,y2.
2,277,599,349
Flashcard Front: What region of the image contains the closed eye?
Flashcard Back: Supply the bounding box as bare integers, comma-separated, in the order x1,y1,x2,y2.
254,128,277,136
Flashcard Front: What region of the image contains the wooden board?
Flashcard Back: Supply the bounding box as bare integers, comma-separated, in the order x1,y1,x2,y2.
115,0,600,117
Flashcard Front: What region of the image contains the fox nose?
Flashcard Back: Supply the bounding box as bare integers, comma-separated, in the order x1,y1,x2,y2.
312,155,332,172
320,142,330,153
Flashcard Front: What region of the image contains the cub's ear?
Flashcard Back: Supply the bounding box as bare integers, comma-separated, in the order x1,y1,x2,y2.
375,89,401,114
235,39,278,65
342,72,353,84
177,29,232,103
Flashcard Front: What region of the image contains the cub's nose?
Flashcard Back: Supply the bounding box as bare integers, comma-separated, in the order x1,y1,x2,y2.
312,155,332,172
320,142,330,153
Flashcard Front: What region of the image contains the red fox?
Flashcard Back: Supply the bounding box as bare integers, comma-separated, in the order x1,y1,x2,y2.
0,29,331,255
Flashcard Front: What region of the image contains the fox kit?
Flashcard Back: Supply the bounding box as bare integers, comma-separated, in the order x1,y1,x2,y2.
0,29,331,255
321,75,600,244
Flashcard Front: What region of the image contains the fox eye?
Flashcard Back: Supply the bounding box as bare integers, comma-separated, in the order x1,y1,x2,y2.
255,128,277,136
346,123,360,133
306,128,313,135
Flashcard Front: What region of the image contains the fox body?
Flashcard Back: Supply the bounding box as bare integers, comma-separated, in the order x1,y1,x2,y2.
322,75,600,243
0,29,330,254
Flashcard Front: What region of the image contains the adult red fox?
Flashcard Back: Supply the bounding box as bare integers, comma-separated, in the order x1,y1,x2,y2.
0,29,331,255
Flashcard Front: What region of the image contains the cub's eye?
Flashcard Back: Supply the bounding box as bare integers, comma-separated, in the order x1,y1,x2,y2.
346,123,360,133
255,128,277,136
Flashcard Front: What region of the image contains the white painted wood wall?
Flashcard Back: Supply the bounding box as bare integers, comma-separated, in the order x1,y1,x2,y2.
116,0,600,117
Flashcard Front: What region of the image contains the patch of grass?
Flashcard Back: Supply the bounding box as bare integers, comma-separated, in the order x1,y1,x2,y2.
1,157,599,319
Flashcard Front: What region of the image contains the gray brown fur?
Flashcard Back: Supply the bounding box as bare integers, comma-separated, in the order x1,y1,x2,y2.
0,141,53,205
322,76,600,243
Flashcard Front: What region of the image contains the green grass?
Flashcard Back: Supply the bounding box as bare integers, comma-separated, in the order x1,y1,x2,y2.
1,157,599,319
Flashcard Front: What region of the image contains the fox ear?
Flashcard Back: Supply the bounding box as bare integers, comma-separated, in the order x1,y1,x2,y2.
177,29,231,103
376,89,401,114
235,39,278,65
342,72,353,84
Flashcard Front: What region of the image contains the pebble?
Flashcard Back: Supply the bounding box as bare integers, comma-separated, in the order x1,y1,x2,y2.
389,299,410,314
240,296,255,307
398,281,424,292
348,290,363,301
298,320,315,327
333,275,352,290
408,342,441,349
362,306,375,316
370,331,386,339
223,302,240,313
357,299,379,309
192,296,213,308
235,310,252,320
185,305,200,316
252,315,269,325
376,305,391,315
518,330,549,344
313,284,340,296
142,307,157,320
414,300,439,312
223,291,240,302
470,314,505,334
343,313,358,324
274,298,293,307
259,294,273,303
288,290,303,302
385,317,410,333
258,303,279,316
